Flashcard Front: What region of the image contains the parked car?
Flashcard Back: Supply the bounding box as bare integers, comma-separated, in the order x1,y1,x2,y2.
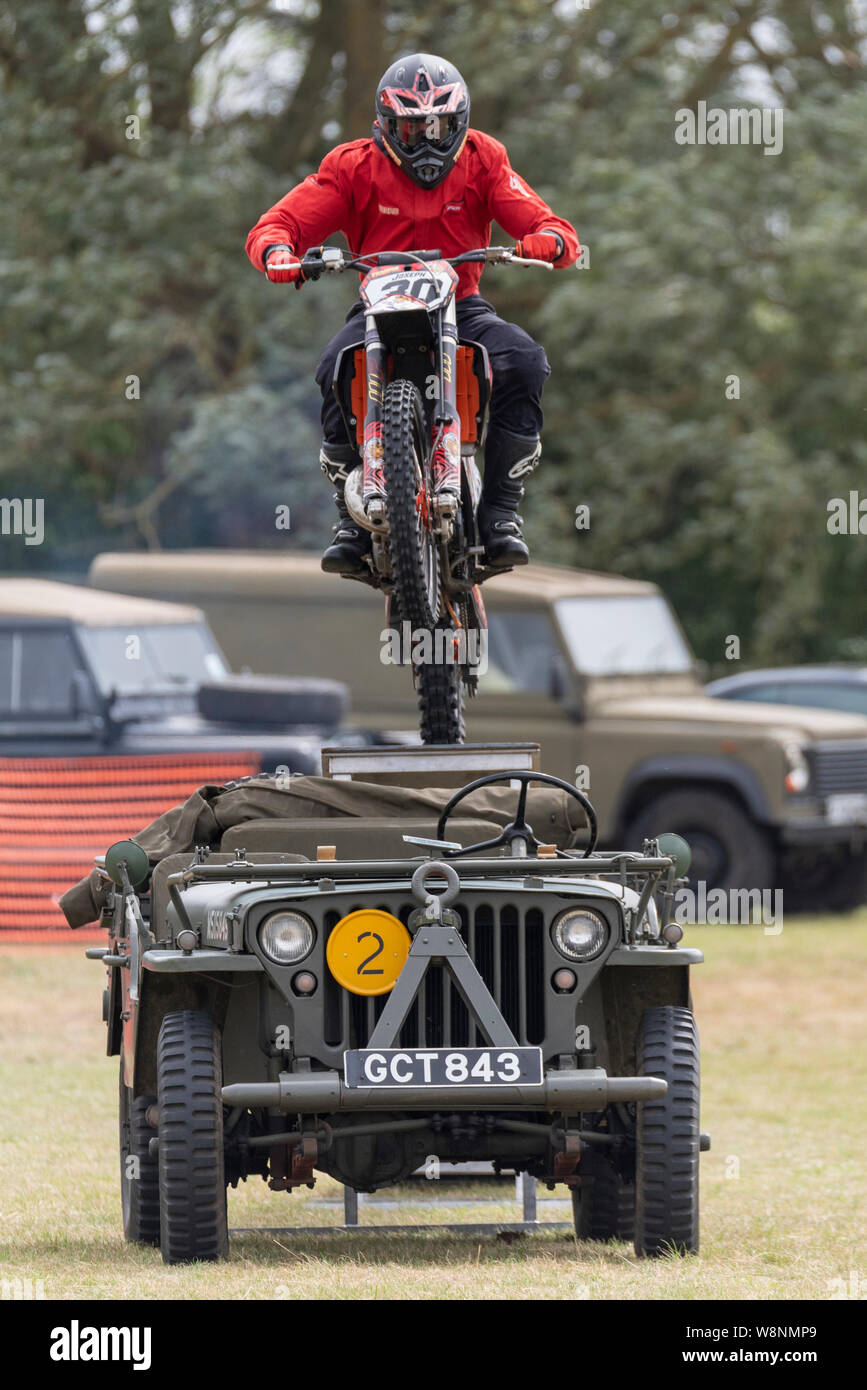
0,578,360,939
707,665,867,719
0,578,351,770
89,552,867,911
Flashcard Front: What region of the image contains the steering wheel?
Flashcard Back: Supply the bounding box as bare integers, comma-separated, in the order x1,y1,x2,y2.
436,771,598,860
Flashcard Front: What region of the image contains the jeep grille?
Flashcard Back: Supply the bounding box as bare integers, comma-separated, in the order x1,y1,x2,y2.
322,900,546,1050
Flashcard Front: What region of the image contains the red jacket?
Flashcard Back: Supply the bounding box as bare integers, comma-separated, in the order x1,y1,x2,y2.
246,129,579,299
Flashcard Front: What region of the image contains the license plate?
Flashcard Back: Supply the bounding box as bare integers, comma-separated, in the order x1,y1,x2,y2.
827,793,867,825
344,1047,543,1089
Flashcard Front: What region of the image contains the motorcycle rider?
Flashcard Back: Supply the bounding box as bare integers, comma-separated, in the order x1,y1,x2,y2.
246,53,579,574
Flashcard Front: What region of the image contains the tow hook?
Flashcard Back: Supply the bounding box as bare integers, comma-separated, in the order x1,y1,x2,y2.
269,1132,319,1191
551,1132,583,1187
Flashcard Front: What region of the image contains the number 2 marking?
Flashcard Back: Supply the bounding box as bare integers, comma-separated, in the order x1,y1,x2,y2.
357,931,384,975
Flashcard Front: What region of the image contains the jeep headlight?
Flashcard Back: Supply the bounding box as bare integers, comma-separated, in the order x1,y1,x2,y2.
259,910,315,965
784,741,810,794
551,907,609,961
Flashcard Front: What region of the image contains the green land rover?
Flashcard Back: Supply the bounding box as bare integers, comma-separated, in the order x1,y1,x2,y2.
89,552,867,909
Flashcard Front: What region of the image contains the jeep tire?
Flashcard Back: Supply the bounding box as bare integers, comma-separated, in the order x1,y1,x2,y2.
157,1010,228,1264
634,1005,700,1257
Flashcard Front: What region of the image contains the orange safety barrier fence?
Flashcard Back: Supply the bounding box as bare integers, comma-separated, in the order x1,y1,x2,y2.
0,753,261,943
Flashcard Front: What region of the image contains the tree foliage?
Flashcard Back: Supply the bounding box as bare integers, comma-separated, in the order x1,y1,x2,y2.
0,0,864,668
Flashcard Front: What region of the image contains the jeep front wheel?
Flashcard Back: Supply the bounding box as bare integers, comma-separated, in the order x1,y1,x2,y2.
157,1010,228,1264
634,1005,700,1257
625,788,774,895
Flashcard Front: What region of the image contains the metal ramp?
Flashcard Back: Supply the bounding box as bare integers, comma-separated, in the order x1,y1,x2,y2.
231,1173,572,1239
320,740,540,785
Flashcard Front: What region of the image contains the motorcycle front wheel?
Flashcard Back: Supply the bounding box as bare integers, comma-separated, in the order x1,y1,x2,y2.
383,378,464,743
383,378,440,631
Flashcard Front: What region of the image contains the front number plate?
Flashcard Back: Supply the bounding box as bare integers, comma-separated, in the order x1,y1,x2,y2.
827,792,867,825
344,1047,543,1089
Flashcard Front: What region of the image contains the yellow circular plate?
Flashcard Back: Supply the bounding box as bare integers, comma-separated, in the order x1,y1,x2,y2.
326,909,411,997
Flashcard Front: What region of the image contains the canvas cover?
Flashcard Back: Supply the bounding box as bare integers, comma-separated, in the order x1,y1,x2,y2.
59,772,585,928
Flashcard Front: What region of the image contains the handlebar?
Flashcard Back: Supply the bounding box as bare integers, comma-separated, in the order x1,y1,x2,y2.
299,245,554,277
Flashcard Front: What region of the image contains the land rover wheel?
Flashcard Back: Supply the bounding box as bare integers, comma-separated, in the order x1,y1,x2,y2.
119,1065,160,1246
626,788,774,895
572,1153,635,1242
634,1005,700,1257
157,1010,228,1264
782,848,867,914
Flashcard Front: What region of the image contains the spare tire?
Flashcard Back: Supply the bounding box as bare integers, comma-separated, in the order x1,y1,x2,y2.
198,675,349,731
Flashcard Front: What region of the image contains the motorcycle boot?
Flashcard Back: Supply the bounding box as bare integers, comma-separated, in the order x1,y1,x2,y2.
478,426,541,567
320,442,371,575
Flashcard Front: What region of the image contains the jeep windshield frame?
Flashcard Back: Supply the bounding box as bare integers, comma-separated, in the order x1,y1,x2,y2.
554,595,694,677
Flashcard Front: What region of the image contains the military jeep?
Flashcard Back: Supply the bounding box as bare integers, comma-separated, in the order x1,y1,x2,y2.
91,743,705,1264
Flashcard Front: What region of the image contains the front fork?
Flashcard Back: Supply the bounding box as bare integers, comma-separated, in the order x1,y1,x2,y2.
360,305,462,534
361,315,388,527
431,300,461,530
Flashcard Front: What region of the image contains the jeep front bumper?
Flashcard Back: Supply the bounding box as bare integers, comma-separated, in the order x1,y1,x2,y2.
221,1068,666,1114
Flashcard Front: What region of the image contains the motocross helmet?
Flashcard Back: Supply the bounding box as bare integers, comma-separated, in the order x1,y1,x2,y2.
375,53,470,188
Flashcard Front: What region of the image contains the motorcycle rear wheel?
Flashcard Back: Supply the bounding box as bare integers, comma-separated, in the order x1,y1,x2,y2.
417,659,465,745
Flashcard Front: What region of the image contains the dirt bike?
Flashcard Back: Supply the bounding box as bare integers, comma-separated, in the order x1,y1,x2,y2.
300,243,552,744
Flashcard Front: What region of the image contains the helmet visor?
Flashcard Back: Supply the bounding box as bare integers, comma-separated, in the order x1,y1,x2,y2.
386,113,461,152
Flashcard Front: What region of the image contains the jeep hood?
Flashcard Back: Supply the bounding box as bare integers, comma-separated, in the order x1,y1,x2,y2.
595,694,867,742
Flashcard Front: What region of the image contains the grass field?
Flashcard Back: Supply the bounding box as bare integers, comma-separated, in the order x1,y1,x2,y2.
1,917,865,1300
